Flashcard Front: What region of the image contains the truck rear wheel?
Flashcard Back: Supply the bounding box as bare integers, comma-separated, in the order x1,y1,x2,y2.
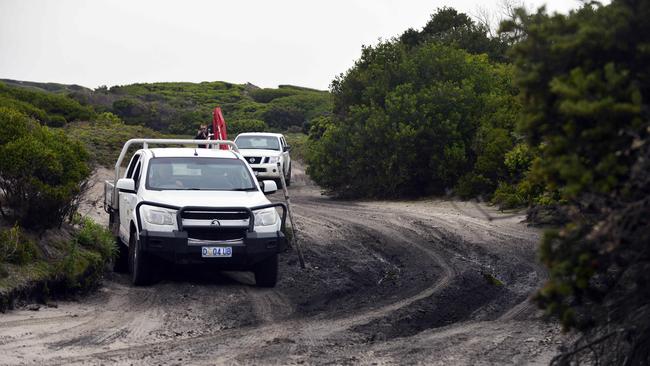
254,254,278,288
129,231,153,286
113,237,129,273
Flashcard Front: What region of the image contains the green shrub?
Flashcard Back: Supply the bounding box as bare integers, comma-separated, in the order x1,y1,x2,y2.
399,7,508,62
0,94,48,122
455,173,494,199
0,82,94,123
491,182,526,209
0,224,38,265
65,113,170,166
262,105,305,129
250,88,299,103
308,40,517,198
58,239,80,288
0,107,34,145
229,119,268,136
48,115,67,127
504,143,533,179
304,7,520,199
0,107,90,229
58,224,112,291
285,125,302,133
267,93,332,121
75,217,116,261
284,132,308,161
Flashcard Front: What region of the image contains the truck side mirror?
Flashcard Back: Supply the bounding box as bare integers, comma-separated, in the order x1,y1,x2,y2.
116,178,136,192
283,145,291,152
261,180,277,194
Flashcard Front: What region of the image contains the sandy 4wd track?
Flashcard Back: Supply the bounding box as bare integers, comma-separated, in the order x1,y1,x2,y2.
0,162,565,365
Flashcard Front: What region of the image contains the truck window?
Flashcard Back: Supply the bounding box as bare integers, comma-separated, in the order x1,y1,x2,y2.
132,162,142,190
146,157,257,191
235,136,280,151
125,154,141,178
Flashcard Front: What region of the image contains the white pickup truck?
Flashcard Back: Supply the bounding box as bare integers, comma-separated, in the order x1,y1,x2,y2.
104,139,287,287
234,132,292,186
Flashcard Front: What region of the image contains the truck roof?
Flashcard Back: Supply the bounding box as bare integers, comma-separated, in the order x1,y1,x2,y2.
145,148,241,159
235,132,284,137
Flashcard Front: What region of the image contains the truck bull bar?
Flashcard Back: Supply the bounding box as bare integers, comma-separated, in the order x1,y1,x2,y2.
134,201,287,234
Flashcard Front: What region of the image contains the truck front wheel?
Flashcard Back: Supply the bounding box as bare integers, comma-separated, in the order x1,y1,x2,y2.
129,231,153,285
113,238,129,273
254,254,278,288
285,164,292,187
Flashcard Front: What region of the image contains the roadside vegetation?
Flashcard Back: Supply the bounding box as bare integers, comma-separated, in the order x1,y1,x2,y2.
65,112,177,167
305,8,528,201
0,81,94,127
2,78,330,147
0,106,115,310
306,2,650,364
284,132,309,162
509,2,650,364
68,81,331,135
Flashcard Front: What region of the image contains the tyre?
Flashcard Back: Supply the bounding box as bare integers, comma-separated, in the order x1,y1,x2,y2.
113,237,129,273
285,164,292,187
129,230,153,286
254,254,278,288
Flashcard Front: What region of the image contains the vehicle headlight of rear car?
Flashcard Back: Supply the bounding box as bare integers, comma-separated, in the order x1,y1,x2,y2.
267,156,279,164
254,208,278,227
142,206,175,226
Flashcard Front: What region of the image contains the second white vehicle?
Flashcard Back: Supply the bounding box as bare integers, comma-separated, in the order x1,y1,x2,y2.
234,132,292,186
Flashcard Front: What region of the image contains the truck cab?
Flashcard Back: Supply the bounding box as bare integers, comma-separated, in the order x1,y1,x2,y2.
104,139,287,287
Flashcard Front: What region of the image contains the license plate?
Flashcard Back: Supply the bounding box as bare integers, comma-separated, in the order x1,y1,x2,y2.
201,246,232,258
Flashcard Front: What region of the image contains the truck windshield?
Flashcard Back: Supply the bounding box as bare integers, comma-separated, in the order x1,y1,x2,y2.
146,157,257,191
235,136,280,151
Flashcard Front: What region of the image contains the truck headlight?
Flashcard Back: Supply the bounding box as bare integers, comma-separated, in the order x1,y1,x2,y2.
143,206,175,226
267,156,279,164
254,208,278,227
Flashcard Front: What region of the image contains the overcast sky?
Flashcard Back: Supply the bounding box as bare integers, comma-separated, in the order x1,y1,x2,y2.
1,0,582,90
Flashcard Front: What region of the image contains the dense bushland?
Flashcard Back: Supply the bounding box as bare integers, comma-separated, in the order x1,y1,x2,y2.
505,1,650,364
0,105,115,301
2,78,331,137
66,81,331,135
306,4,650,362
0,82,95,126
306,8,521,198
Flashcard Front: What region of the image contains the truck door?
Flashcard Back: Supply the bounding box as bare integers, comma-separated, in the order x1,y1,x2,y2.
119,154,141,244
280,136,290,175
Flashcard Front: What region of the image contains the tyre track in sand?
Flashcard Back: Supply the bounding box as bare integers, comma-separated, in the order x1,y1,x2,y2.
35,187,457,365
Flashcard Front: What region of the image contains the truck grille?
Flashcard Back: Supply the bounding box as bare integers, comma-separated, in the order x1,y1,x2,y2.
181,211,249,220
179,209,250,242
185,227,246,241
244,156,263,164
